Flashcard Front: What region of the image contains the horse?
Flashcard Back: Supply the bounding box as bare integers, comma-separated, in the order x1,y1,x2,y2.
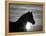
9,11,35,32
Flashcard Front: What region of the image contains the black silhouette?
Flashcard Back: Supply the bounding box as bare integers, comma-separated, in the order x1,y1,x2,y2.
9,11,35,32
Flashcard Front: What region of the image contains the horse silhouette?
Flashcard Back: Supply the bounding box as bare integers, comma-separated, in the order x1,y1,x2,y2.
9,11,35,32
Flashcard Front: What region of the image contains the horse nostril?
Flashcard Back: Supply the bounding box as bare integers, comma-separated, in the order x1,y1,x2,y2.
32,21,35,25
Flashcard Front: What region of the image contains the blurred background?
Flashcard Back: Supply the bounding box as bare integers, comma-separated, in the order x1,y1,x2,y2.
9,3,43,32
